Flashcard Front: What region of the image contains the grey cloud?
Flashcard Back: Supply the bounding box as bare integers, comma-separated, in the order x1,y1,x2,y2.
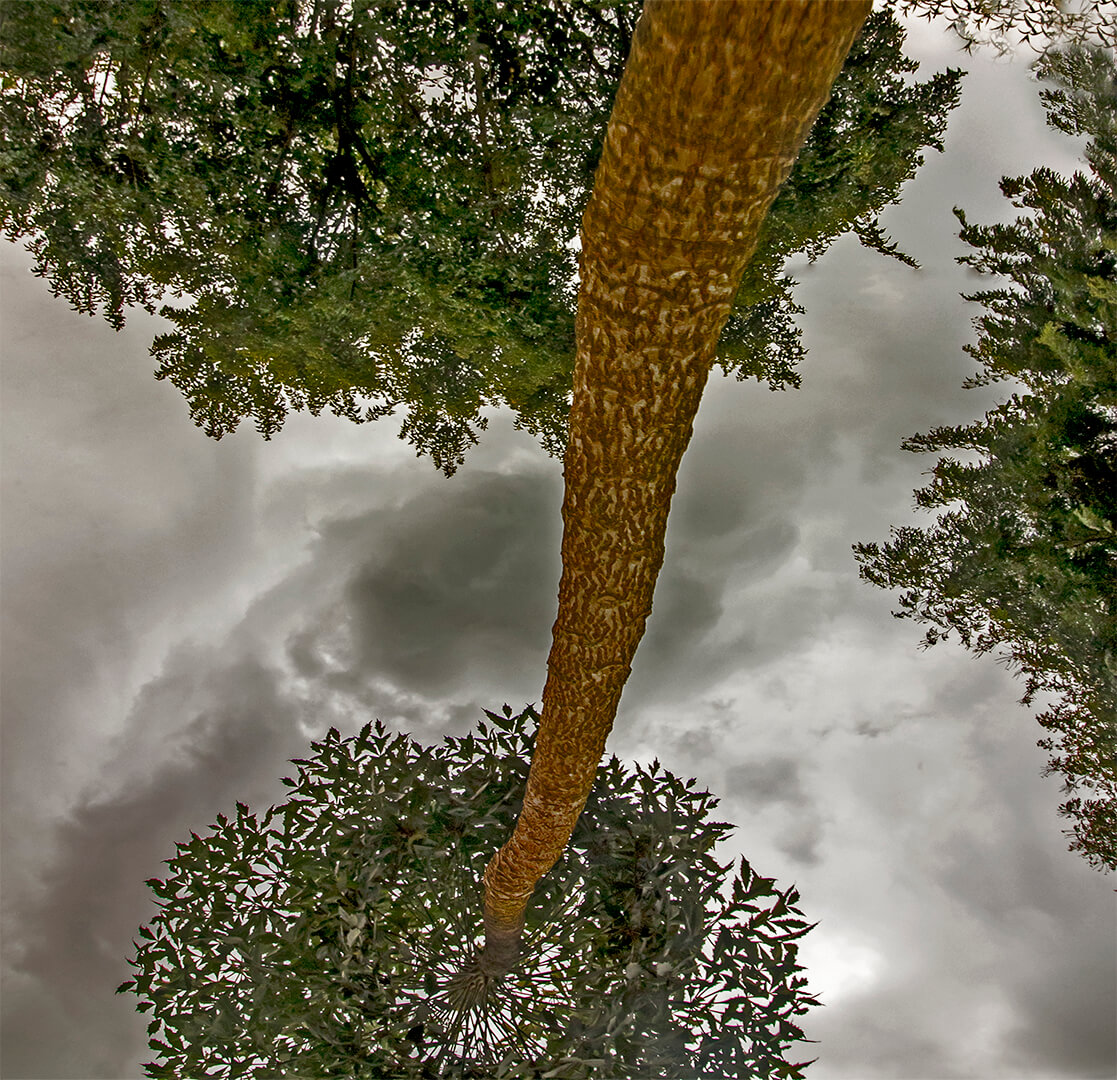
627,565,724,677
929,654,1018,716
1005,935,1117,1079
670,461,748,540
159,452,563,740
91,644,308,808
2,649,307,1080
674,389,810,531
1,464,561,1080
670,430,764,542
719,576,859,671
815,908,1115,1080
725,756,823,864
805,698,1116,1080
1,244,257,925
604,707,828,866
625,516,802,708
933,724,1116,1078
776,814,824,866
814,1007,970,1080
4,455,567,1080
682,515,801,589
726,755,806,809
854,716,900,738
286,623,331,679
340,468,561,700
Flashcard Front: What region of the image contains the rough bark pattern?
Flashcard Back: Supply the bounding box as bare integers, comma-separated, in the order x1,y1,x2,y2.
481,0,870,968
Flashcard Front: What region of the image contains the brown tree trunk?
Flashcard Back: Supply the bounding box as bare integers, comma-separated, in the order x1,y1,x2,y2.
479,0,870,975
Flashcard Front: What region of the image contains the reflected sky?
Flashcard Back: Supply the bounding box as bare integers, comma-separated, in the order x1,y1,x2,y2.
1,12,1113,1080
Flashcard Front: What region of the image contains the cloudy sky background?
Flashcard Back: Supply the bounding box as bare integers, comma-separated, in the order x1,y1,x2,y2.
2,10,1114,1079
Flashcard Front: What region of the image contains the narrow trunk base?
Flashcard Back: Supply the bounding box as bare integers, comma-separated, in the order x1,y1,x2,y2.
478,910,523,977
477,930,520,977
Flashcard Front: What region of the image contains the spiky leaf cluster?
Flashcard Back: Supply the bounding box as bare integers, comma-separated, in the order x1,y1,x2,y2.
118,706,819,1078
893,0,1116,55
1,2,959,472
854,47,1117,872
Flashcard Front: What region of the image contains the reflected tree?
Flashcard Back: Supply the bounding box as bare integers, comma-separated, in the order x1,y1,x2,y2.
8,0,995,1069
111,1,879,1072
855,46,1117,872
1,0,960,472
119,708,820,1078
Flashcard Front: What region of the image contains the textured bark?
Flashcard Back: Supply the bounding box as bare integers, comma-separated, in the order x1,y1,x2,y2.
480,0,870,971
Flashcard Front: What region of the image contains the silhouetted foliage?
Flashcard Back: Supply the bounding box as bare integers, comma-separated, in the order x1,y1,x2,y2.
1,2,960,472
894,0,1116,55
118,707,819,1078
855,47,1117,872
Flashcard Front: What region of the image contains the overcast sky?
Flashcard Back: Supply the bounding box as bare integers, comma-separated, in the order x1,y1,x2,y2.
2,10,1114,1080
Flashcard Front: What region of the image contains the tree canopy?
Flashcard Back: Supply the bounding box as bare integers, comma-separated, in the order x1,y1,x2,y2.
118,707,820,1079
0,1,960,472
854,46,1117,873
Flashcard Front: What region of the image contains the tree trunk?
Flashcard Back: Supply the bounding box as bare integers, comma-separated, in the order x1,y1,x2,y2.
480,0,870,974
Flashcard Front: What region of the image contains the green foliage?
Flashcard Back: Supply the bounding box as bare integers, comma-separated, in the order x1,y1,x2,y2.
118,706,819,1078
1,2,960,473
1,0,622,471
854,47,1117,872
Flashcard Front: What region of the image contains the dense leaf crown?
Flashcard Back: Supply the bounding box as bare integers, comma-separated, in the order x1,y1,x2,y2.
1,1,960,472
854,46,1117,873
118,706,819,1078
